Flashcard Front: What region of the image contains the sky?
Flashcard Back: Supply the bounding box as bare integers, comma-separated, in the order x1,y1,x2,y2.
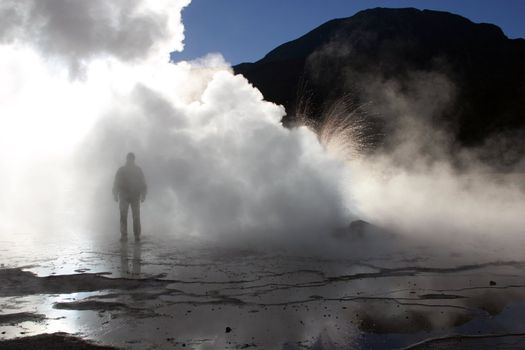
172,0,525,65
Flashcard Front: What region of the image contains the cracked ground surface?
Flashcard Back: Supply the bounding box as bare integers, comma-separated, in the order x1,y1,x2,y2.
1,233,525,349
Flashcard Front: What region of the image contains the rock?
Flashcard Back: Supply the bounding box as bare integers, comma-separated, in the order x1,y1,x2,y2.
333,219,395,240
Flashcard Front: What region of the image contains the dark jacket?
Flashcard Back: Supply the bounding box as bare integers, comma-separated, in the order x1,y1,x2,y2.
113,163,147,200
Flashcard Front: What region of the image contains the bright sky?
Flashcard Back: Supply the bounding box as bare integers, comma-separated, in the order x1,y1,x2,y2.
172,0,525,65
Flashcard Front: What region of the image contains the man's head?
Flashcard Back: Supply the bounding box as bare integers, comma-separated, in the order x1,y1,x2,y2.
126,152,136,164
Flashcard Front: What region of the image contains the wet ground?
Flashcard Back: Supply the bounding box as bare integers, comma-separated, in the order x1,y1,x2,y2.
1,230,525,349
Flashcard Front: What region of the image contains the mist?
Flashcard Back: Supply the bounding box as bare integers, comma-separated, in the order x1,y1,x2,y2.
0,0,352,251
1,0,524,260
329,71,525,259
2,3,525,348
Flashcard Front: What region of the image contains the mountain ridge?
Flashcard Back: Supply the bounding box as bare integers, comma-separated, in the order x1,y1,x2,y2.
233,7,525,165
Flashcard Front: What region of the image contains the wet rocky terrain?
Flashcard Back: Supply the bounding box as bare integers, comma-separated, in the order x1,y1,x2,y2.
1,231,525,349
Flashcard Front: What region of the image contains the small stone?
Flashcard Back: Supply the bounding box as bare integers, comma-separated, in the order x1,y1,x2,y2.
225,326,232,333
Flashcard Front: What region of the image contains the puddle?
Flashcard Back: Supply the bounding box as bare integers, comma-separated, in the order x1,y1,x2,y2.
2,235,525,349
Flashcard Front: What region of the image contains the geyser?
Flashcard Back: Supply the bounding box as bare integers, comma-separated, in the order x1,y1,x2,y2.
0,0,351,248
1,0,524,259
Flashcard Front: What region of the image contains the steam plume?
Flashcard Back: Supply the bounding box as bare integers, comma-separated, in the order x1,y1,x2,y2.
0,0,351,248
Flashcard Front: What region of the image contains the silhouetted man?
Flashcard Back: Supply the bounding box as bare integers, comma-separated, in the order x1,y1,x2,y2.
113,152,147,242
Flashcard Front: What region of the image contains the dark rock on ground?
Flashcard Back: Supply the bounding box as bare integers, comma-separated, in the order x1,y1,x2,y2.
334,219,395,240
405,333,525,349
53,301,127,311
0,313,46,325
0,332,119,350
0,268,170,297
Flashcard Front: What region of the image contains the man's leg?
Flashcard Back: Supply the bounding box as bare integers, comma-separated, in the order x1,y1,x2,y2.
131,198,141,241
119,198,129,240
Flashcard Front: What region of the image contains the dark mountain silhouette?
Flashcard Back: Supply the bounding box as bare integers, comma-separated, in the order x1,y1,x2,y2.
234,8,525,165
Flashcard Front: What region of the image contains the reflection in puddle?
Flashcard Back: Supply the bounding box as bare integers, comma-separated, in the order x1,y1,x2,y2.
119,242,142,277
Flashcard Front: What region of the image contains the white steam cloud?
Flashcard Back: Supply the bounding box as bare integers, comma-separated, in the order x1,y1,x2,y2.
1,0,523,259
0,0,350,248
0,0,189,75
344,72,525,256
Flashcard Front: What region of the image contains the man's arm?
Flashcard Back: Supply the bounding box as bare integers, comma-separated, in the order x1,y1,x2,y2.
139,168,147,202
112,168,121,202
